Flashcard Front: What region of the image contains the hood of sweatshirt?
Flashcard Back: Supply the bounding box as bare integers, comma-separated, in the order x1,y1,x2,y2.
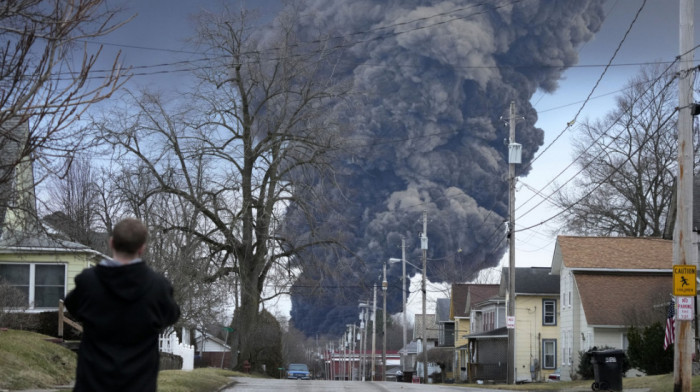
94,261,154,302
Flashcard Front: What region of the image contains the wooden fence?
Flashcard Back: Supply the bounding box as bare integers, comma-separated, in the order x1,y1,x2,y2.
58,299,82,338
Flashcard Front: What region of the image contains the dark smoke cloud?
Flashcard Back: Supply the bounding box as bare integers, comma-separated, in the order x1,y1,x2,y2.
285,0,605,336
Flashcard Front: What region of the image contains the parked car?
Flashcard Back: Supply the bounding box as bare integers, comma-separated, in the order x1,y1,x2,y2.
287,363,311,380
548,368,561,381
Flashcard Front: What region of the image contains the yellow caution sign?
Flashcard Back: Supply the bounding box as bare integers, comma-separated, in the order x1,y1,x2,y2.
673,265,696,296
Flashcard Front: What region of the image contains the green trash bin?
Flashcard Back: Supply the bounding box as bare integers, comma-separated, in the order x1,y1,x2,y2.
589,349,625,391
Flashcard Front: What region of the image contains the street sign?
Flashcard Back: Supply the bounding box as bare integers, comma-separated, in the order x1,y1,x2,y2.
673,265,696,296
506,316,515,329
677,297,694,321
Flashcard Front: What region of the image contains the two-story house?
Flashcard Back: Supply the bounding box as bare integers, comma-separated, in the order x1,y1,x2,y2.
451,283,499,382
500,266,560,383
551,236,672,381
436,297,454,347
0,121,104,313
451,282,471,381
435,297,455,380
413,313,440,381
464,288,506,382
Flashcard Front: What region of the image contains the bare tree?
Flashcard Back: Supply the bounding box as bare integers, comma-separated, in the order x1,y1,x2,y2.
95,5,350,370
555,64,678,237
0,0,129,225
41,156,106,251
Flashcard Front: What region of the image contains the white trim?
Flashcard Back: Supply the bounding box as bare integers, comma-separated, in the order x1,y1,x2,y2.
0,247,107,258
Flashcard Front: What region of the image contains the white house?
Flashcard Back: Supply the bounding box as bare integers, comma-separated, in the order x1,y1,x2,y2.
550,236,672,381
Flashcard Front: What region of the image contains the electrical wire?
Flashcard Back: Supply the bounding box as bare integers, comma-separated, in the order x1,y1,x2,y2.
524,0,648,173
515,60,681,225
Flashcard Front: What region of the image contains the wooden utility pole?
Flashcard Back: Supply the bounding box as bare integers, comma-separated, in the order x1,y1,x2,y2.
674,1,694,391
421,210,428,383
372,283,377,381
382,263,387,381
506,101,519,384
401,238,407,361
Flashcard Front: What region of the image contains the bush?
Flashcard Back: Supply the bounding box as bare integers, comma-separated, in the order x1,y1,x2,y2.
626,323,673,375
577,346,630,380
0,311,81,340
0,281,28,327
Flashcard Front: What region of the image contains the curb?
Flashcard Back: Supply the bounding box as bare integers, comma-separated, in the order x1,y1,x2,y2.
216,378,237,391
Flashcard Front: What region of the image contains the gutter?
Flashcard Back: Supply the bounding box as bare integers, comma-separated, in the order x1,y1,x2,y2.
0,246,108,259
569,268,671,273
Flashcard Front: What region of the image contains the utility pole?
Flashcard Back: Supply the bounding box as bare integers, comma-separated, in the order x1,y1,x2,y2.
675,1,694,391
506,100,521,384
362,304,369,381
358,304,365,381
401,237,407,368
372,284,377,381
352,324,356,380
382,262,388,381
421,210,428,383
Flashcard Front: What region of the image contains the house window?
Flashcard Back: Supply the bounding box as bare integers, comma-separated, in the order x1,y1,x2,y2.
543,299,557,325
542,339,557,369
0,263,66,309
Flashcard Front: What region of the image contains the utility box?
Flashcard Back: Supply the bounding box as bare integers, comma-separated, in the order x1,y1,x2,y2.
508,143,522,164
589,349,625,391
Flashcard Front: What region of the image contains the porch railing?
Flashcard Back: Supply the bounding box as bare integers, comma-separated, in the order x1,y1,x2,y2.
58,299,83,338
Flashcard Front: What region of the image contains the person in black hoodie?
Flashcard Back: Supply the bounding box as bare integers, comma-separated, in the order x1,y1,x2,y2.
65,218,180,392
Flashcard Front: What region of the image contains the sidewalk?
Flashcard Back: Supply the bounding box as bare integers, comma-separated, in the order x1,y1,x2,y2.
2,383,73,392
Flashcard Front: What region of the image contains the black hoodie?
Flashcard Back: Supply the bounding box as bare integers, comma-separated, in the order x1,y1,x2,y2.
65,261,180,392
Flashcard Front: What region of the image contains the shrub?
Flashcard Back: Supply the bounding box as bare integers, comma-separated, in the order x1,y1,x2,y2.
626,323,673,375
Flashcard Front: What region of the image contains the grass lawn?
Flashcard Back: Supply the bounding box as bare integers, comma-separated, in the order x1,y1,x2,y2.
0,329,246,392
0,329,76,391
157,368,244,392
458,373,700,392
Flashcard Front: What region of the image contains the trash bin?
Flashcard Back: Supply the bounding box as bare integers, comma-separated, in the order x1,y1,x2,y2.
589,349,625,391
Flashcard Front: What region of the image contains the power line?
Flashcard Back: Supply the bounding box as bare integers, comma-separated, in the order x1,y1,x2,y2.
515,61,681,225
524,0,648,172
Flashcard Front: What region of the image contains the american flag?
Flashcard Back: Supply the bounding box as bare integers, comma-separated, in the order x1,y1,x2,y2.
664,298,675,350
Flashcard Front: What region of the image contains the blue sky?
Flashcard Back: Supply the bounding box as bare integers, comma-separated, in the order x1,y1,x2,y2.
516,0,700,268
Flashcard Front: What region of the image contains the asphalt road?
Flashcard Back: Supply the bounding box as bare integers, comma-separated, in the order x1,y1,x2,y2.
223,377,512,392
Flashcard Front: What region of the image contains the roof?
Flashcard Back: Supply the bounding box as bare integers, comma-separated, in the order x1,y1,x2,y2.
399,340,419,354
450,283,470,318
414,313,438,340
465,326,508,339
0,228,93,252
500,266,559,296
576,273,671,326
451,283,501,319
436,298,451,323
554,236,672,271
467,284,501,312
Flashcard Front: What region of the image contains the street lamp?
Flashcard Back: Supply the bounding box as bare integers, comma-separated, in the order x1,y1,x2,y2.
382,262,388,381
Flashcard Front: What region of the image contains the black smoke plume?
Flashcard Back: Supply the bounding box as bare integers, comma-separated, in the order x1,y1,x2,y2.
282,0,606,337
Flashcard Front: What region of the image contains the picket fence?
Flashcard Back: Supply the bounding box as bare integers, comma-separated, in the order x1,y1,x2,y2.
159,333,194,371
